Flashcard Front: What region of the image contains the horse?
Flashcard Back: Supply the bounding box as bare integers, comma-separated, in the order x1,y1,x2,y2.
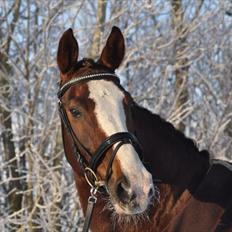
56,26,232,232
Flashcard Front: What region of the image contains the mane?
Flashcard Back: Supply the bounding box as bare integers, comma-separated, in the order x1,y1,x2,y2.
133,104,210,162
157,114,209,159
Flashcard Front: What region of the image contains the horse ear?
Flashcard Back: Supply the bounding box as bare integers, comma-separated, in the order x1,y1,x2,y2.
57,28,79,75
98,26,125,70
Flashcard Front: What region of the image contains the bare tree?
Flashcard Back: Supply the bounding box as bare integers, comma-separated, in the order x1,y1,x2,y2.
0,0,22,218
170,0,204,131
0,1,231,231
88,0,108,59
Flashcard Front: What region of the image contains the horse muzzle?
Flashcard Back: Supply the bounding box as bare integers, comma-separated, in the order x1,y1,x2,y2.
108,153,154,215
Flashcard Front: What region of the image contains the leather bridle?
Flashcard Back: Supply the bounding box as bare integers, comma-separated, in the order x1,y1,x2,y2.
57,72,143,232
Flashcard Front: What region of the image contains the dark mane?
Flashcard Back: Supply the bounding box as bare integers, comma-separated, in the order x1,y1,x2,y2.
156,111,209,161
134,104,210,162
131,103,210,194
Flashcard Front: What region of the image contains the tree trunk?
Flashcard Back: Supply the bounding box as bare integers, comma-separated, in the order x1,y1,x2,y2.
89,0,107,59
0,0,23,219
171,0,203,132
171,0,188,132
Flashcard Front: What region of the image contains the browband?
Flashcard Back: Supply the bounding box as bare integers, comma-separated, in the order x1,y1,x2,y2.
58,73,119,98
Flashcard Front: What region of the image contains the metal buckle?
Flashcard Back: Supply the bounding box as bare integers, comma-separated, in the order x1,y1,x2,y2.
88,187,98,203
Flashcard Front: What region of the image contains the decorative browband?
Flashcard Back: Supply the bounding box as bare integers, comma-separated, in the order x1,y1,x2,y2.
57,73,119,98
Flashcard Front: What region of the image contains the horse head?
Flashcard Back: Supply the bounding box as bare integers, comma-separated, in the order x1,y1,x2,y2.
57,27,154,216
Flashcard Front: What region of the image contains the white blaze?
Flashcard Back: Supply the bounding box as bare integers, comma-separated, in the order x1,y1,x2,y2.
88,80,153,213
88,80,142,171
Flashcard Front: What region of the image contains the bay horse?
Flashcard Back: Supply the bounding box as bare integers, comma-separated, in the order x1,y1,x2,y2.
56,27,232,232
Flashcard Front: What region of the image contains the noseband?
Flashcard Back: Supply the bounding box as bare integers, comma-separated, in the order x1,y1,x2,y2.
57,72,143,232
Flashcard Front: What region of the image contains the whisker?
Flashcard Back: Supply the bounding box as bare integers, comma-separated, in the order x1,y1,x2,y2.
99,184,160,231
101,198,153,231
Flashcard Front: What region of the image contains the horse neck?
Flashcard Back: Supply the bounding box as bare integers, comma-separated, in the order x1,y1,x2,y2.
131,104,210,193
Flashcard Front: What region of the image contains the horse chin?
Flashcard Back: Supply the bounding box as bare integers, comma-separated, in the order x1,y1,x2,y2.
113,202,148,216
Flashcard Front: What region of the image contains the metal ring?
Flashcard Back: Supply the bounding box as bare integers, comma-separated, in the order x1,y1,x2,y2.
84,167,99,188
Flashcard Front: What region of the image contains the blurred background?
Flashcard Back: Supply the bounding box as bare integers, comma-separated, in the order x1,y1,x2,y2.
0,0,232,231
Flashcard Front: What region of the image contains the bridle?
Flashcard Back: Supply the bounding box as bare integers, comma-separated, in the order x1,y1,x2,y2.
57,72,143,232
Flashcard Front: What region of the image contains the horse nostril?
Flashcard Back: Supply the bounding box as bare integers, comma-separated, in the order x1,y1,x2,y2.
116,178,136,205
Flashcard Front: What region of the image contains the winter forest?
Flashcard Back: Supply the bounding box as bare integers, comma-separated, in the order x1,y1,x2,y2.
0,0,232,231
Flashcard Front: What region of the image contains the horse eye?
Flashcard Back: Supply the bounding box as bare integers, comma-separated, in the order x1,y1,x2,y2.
70,108,81,118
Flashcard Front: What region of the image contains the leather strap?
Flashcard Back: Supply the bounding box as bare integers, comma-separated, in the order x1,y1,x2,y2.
90,132,143,172
58,100,90,169
58,72,119,98
104,141,125,183
82,193,97,232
